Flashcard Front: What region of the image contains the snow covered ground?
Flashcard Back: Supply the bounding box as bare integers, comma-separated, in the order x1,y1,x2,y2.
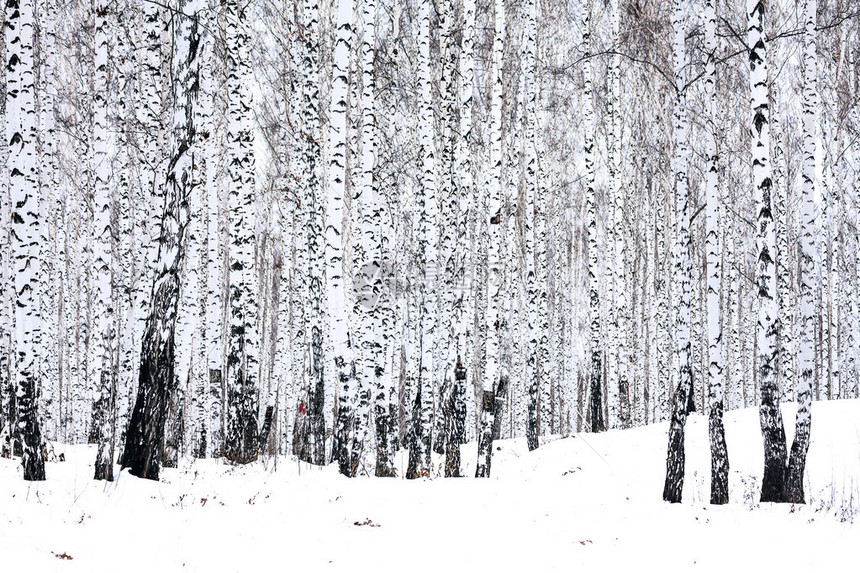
2,400,858,572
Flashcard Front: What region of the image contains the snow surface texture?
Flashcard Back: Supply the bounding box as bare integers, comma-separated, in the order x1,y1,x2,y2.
2,400,858,572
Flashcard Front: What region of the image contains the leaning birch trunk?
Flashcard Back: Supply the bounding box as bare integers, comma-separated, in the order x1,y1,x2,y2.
749,0,787,503
6,0,45,480
663,0,694,503
703,0,728,504
121,2,199,480
786,0,818,505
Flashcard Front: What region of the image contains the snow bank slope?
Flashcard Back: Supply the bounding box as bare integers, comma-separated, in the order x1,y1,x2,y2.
1,400,858,572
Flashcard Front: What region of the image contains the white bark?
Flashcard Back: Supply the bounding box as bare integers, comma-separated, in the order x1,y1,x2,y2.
36,0,60,441
787,0,818,504
6,0,45,480
663,0,693,503
525,0,542,447
225,0,259,463
477,0,504,479
92,3,117,481
704,0,728,504
748,0,786,503
301,0,326,466
329,0,356,475
583,0,603,435
407,0,436,479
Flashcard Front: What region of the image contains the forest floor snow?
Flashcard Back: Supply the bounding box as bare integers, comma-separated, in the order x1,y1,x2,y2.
2,400,859,572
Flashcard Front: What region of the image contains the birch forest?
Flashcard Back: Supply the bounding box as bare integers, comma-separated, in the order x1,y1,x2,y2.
1,0,859,509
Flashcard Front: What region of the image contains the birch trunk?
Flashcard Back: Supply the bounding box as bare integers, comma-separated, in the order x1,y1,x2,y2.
406,0,436,479
663,0,693,503
524,0,542,447
329,0,357,477
303,0,327,466
786,0,818,505
6,0,45,480
704,0,728,504
121,1,198,480
476,0,504,479
224,0,259,465
748,0,787,503
583,0,604,435
92,3,117,481
442,0,474,477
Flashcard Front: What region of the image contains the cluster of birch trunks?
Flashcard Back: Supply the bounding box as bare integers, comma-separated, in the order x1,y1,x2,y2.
1,1,858,486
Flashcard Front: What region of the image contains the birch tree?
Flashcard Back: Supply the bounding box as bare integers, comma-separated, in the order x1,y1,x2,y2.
749,0,786,503
443,0,475,477
36,0,60,443
437,0,457,460
357,0,395,478
704,0,728,504
224,0,259,465
582,0,604,436
607,0,627,430
92,2,117,481
525,0,543,447
330,0,357,477
301,0,327,466
121,1,199,480
353,0,380,476
6,0,45,480
476,0,504,479
0,10,10,457
198,0,220,458
663,0,694,504
406,0,436,479
786,0,818,504
136,0,166,354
